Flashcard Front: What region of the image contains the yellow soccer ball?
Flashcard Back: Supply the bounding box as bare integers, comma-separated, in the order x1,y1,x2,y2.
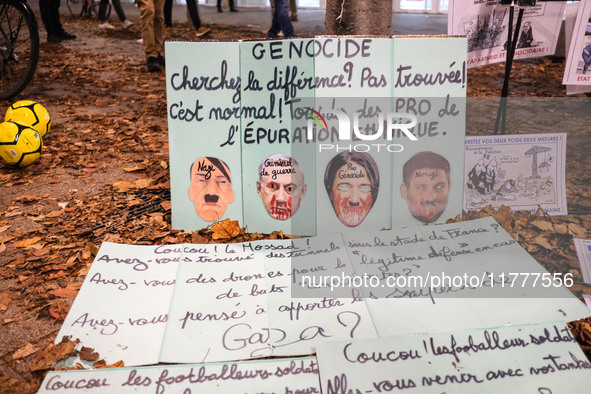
0,121,43,168
5,100,51,137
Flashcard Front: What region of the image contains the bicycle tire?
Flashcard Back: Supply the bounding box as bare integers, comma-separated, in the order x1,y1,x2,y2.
66,0,81,16
0,0,39,101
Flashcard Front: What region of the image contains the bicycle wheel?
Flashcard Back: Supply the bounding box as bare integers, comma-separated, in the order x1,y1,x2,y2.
0,0,39,100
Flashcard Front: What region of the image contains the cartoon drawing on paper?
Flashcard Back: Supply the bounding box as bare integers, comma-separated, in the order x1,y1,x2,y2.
464,10,507,52
188,157,235,221
464,145,557,211
582,42,591,74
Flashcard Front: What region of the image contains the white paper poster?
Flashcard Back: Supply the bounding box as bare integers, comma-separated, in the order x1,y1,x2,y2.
565,2,591,94
464,133,567,215
449,0,565,68
38,357,320,393
563,0,591,85
316,322,591,393
574,238,591,284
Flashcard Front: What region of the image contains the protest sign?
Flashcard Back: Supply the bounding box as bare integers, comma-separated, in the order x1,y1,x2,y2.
573,238,591,284
55,243,180,366
464,133,567,215
166,37,467,235
166,42,243,231
565,2,591,94
449,0,565,68
339,216,589,337
563,0,591,85
316,322,591,393
391,36,466,227
38,356,320,393
240,39,316,235
55,219,590,366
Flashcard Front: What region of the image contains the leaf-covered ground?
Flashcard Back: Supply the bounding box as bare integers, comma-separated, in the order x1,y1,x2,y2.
0,13,590,393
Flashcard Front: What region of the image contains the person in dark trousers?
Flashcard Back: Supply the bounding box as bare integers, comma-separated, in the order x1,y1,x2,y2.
163,0,210,36
39,0,77,42
98,0,134,29
268,0,293,38
217,0,237,12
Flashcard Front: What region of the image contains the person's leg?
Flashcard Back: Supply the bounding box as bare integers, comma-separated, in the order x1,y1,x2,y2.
98,0,109,22
39,0,57,40
164,0,172,27
268,0,280,38
52,0,77,39
276,0,293,37
289,0,297,21
216,0,222,12
136,0,160,71
185,0,201,29
111,0,129,23
229,0,237,12
154,0,166,66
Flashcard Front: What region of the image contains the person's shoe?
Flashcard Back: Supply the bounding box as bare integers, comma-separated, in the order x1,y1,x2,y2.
195,26,212,37
99,21,115,30
47,35,62,43
230,7,238,12
157,54,165,67
56,30,76,40
122,20,135,29
217,7,223,12
146,57,161,72
290,13,298,21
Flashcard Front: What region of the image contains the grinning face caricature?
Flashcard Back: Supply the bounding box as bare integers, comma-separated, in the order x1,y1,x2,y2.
400,151,450,224
188,157,235,221
324,152,380,227
256,154,307,220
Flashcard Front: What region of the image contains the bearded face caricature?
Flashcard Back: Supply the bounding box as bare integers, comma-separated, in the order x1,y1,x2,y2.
256,154,307,221
324,152,380,227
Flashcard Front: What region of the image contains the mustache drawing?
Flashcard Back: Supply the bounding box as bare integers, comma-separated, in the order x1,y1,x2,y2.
204,194,220,203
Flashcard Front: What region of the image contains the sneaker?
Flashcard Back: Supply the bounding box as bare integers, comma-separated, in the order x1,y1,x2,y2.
146,57,161,72
230,8,238,12
195,26,212,37
56,31,76,40
99,22,115,30
122,20,134,29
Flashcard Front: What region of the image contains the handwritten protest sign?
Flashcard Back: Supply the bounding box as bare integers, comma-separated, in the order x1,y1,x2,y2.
391,37,466,227
55,243,180,366
166,37,466,235
239,39,316,235
464,133,567,215
339,216,590,337
56,219,590,366
166,42,243,231
316,322,591,393
564,0,591,85
38,356,320,393
449,1,565,68
574,238,591,284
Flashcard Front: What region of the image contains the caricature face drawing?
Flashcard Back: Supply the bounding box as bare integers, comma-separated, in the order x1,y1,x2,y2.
401,151,451,224
256,154,307,220
188,157,235,221
324,152,379,227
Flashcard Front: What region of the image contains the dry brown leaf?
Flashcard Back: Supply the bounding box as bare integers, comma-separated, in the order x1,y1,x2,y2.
14,236,43,248
46,210,63,218
13,343,38,360
112,180,136,193
123,166,145,172
531,220,554,232
49,299,71,321
0,243,5,254
211,218,241,240
49,288,79,298
161,201,172,210
79,346,99,362
30,339,79,371
0,291,12,311
94,359,125,369
0,224,10,233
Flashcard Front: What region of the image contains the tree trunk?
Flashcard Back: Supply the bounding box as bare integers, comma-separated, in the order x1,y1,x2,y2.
325,0,393,36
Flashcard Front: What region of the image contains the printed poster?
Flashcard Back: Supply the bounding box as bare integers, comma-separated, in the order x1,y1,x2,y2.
563,0,591,85
565,2,591,94
464,133,567,215
448,0,565,68
574,238,591,284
